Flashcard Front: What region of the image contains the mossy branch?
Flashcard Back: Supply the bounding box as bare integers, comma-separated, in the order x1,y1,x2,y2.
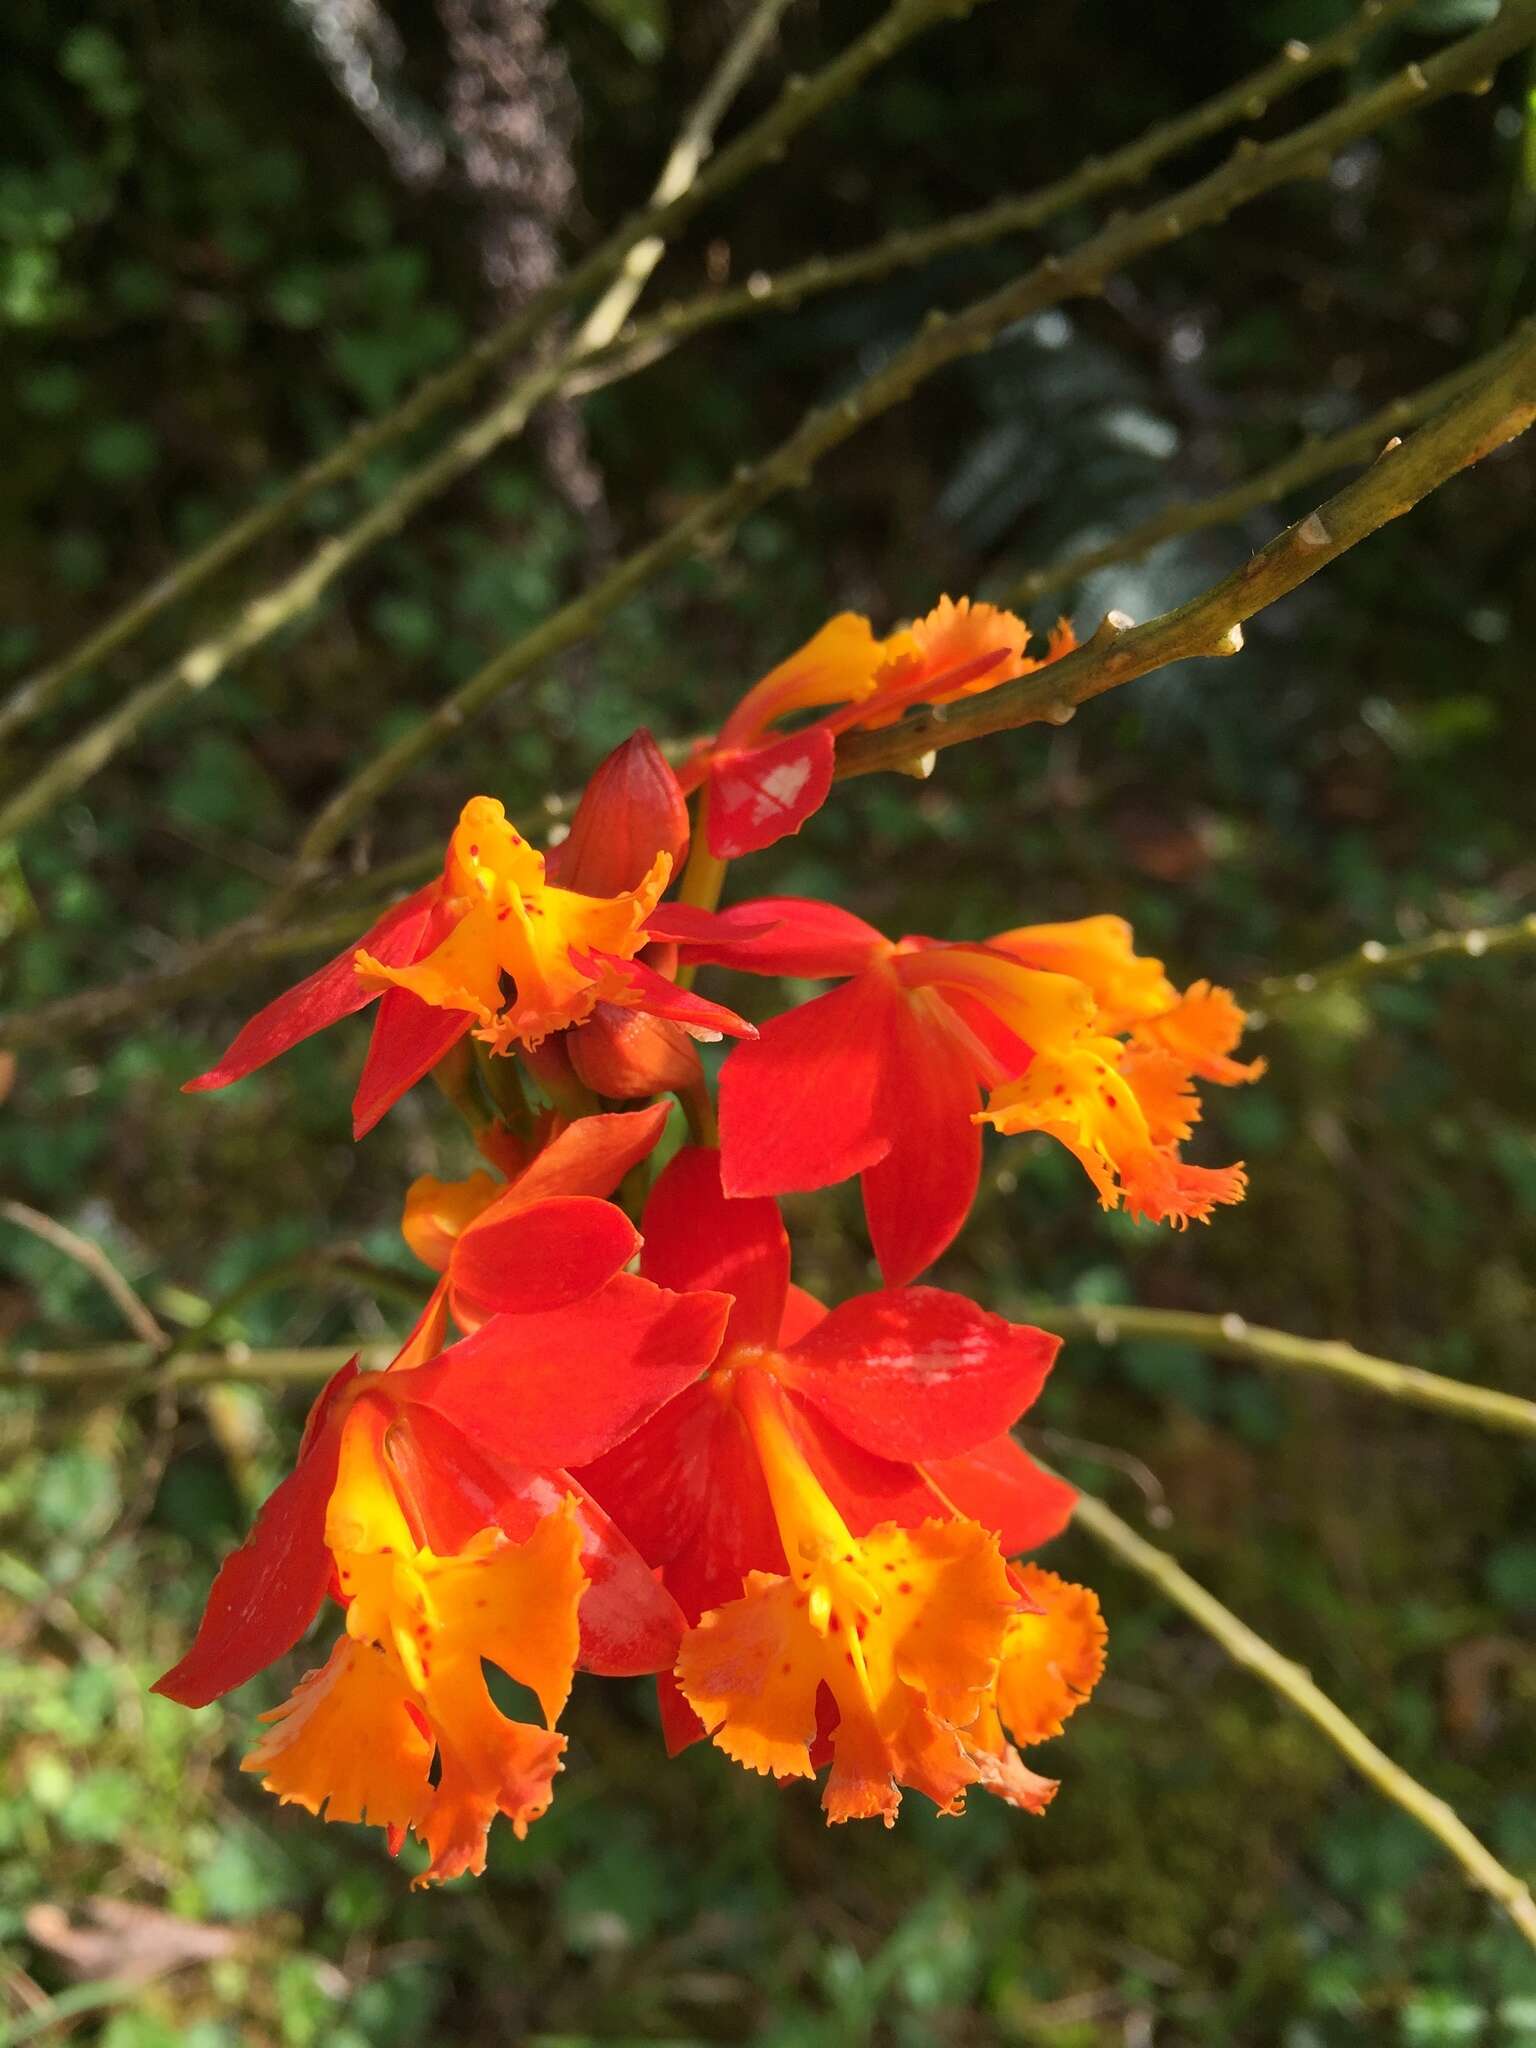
835,314,1536,782
0,0,1417,835
1255,910,1536,1003
1035,1305,1536,1437
295,5,1536,870
1069,1484,1536,1951
0,0,973,759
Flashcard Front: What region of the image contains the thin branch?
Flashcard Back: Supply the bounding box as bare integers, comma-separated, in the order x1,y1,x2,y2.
0,1200,167,1350
0,0,1416,835
0,1342,390,1389
0,0,975,757
1069,1484,1536,1951
1034,1304,1536,1438
3,9,1533,1049
0,0,791,844
296,9,1536,870
835,314,1536,782
1255,910,1536,1002
1005,343,1496,606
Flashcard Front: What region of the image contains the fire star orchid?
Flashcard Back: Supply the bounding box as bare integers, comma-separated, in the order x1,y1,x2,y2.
677,899,1262,1285
155,1274,729,1881
682,599,1076,859
183,733,752,1136
573,1149,1102,1824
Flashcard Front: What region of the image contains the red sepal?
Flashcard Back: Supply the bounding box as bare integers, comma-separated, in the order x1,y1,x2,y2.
551,729,689,896
352,990,474,1138
512,1101,671,1205
401,1274,730,1469
718,970,899,1198
575,1380,781,1618
670,895,887,979
642,902,779,949
780,1290,1059,1462
585,952,755,1039
705,726,836,858
152,1361,359,1706
926,1433,1077,1555
861,990,983,1285
182,887,436,1094
449,1195,640,1317
640,1146,787,1350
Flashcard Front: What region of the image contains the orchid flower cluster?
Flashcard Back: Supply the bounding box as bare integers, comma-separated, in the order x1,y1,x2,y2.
156,597,1263,1885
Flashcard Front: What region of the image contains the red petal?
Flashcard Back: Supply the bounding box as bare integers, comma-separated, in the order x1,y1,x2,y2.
640,1145,787,1350
399,1274,730,1469
705,727,835,858
384,1404,685,1675
667,896,888,979
717,971,899,1198
182,886,436,1093
511,1101,671,1204
584,952,755,1038
786,1392,936,1536
450,1194,640,1317
861,990,983,1286
351,990,474,1138
780,1290,1059,1462
656,1670,709,1755
779,1283,828,1346
550,729,689,895
152,1361,358,1706
926,1434,1077,1555
642,902,779,948
576,1379,783,1621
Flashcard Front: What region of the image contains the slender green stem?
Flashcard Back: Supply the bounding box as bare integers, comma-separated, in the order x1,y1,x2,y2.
1069,1483,1536,1951
0,0,975,764
1035,1304,1536,1437
1254,910,1536,1003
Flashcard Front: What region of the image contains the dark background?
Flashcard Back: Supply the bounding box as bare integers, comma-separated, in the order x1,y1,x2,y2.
2,0,1534,2040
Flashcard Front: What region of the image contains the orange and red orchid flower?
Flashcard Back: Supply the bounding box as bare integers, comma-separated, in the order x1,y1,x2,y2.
397,1101,671,1364
682,599,1076,859
184,733,753,1136
155,1273,729,1881
675,899,1262,1286
573,1150,1100,1824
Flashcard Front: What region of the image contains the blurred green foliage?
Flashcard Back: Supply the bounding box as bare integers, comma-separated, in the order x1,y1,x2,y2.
2,0,1535,2041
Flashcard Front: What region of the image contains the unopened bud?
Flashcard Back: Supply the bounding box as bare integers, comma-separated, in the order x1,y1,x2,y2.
567,1003,703,1099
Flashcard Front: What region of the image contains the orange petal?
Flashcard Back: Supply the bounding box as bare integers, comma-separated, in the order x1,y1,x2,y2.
1135,980,1266,1086
401,1170,502,1272
717,613,886,748
243,1637,431,1832
676,1569,822,1781
988,914,1173,1032
412,1690,565,1882
866,1517,1018,1730
995,1566,1107,1745
422,1501,587,1727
